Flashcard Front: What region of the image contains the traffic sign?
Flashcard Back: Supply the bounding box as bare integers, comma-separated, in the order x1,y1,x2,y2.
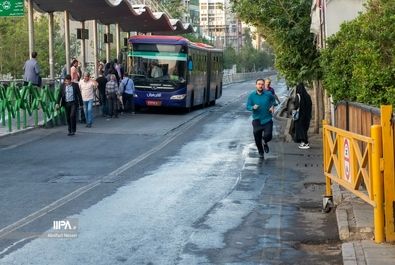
343,138,351,183
0,0,24,17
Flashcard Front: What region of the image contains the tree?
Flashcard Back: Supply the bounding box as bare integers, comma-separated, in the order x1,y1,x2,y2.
321,0,395,106
160,0,186,19
0,14,67,79
231,0,321,86
0,16,28,78
224,47,237,69
181,33,210,45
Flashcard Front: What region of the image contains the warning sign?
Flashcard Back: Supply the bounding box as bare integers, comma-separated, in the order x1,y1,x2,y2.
343,138,351,183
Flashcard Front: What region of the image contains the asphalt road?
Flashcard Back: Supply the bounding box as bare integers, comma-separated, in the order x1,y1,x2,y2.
0,78,341,264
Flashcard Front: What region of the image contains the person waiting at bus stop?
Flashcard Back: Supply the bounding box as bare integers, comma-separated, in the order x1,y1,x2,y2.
119,75,135,114
246,78,276,159
23,51,41,87
56,75,83,136
105,74,119,118
79,72,97,128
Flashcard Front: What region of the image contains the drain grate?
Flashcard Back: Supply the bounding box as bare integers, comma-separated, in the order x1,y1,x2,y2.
296,163,322,168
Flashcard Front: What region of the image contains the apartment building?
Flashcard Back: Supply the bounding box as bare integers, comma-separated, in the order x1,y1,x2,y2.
199,0,240,49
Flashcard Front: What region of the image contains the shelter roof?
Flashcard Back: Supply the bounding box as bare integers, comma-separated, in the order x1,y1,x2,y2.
32,0,194,34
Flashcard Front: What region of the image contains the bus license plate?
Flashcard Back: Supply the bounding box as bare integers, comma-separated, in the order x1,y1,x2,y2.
146,100,162,106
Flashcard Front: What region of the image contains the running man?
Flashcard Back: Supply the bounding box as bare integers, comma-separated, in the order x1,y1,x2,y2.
246,78,276,159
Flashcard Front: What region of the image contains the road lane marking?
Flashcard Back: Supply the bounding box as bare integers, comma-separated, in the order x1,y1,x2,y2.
0,112,210,240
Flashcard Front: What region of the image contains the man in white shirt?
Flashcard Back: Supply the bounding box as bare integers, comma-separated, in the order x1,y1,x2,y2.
79,72,98,127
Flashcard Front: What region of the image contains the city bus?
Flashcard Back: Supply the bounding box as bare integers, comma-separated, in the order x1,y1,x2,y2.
127,35,223,110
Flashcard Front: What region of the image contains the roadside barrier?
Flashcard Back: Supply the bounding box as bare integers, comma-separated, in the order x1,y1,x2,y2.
0,82,63,132
323,105,395,243
222,70,276,85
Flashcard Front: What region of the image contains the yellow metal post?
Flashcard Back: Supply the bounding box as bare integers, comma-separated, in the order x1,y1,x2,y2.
371,125,385,243
323,120,332,197
381,105,395,242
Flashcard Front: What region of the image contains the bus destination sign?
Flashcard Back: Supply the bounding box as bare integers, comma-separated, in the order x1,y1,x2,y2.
0,0,24,17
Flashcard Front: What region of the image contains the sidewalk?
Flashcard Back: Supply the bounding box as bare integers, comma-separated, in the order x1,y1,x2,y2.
286,125,395,265
0,111,45,137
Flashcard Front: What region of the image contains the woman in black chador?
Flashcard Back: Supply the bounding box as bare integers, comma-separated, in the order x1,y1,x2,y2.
293,83,312,149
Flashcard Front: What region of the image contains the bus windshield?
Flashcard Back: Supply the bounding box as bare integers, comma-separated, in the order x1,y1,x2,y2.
129,44,187,84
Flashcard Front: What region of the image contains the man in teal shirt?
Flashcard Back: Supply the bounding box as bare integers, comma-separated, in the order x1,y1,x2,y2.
246,78,276,158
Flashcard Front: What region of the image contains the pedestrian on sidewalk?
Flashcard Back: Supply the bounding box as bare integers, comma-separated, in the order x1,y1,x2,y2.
96,74,108,117
56,75,83,136
264,78,280,105
70,59,80,84
293,83,312,149
246,78,276,159
23,51,41,87
79,72,98,128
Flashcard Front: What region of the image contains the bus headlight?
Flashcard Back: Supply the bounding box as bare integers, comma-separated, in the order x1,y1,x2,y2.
170,94,186,100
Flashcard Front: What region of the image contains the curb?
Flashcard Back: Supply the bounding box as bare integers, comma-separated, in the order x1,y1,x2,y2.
0,126,36,139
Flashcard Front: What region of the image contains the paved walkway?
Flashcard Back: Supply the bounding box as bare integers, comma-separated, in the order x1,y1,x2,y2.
296,131,395,265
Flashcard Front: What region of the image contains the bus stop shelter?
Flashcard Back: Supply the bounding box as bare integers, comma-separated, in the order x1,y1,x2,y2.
24,0,194,78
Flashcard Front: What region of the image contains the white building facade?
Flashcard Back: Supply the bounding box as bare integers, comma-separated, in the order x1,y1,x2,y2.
311,0,366,48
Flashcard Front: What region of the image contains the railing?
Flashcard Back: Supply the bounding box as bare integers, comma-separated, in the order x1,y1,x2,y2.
326,105,395,243
0,82,63,132
222,70,276,85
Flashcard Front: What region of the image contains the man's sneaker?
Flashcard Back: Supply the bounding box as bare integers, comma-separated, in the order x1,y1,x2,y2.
259,151,265,159
263,143,269,153
298,143,310,149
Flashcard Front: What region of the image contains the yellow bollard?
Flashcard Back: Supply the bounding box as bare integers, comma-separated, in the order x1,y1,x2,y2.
381,105,395,242
371,125,385,243
322,120,332,197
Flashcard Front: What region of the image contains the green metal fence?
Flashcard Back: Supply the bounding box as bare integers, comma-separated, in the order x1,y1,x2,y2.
0,82,64,132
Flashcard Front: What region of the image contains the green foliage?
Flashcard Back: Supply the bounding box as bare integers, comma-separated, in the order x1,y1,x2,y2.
223,30,274,72
181,33,211,45
236,45,273,72
223,47,237,69
0,17,28,78
231,0,321,85
321,0,395,106
160,0,186,19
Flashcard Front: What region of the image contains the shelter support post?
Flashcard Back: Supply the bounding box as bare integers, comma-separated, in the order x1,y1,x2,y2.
27,0,34,56
64,11,71,74
106,25,110,63
116,23,121,61
81,21,86,73
93,20,98,78
48,12,54,79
